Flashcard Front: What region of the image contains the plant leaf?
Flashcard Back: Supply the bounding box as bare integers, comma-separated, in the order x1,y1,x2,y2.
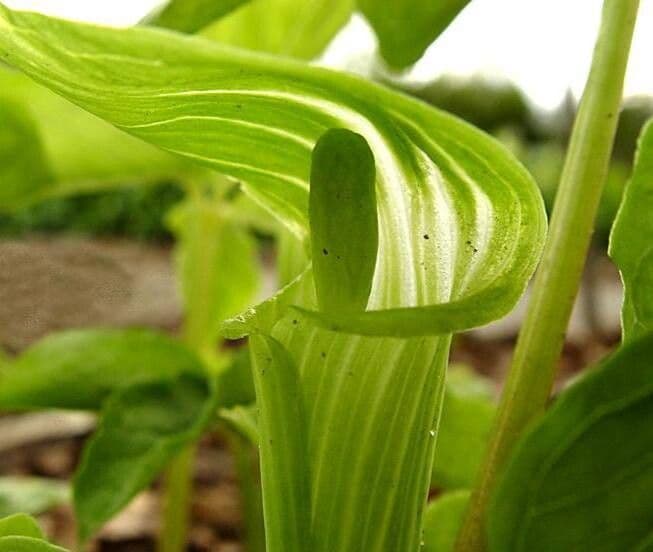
359,0,472,69
0,5,546,338
432,366,495,490
201,0,354,60
310,128,377,313
423,490,470,552
0,514,43,539
0,478,69,518
0,96,52,206
0,537,68,552
489,331,653,552
147,0,250,33
0,329,203,411
73,372,216,543
609,119,653,341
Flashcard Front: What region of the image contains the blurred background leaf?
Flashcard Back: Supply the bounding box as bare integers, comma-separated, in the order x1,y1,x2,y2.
359,0,471,68
147,0,250,33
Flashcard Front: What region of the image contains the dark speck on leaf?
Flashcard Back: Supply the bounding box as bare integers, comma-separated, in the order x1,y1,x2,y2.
292,319,298,325
423,234,429,240
465,240,472,245
322,248,329,255
321,352,326,359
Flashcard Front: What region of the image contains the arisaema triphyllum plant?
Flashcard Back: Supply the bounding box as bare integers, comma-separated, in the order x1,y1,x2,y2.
0,1,547,550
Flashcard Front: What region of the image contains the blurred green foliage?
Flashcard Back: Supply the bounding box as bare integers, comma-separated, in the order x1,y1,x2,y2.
0,183,184,242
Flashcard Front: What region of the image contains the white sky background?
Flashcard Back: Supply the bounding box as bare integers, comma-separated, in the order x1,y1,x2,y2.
5,0,653,111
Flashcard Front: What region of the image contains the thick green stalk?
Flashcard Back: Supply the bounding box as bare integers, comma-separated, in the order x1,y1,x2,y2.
455,1,640,549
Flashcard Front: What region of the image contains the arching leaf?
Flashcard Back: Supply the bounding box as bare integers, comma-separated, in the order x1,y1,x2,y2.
610,119,653,341
0,4,546,338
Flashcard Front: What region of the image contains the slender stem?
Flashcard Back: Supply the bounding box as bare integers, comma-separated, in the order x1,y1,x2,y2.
455,1,640,549
159,445,196,552
159,185,226,552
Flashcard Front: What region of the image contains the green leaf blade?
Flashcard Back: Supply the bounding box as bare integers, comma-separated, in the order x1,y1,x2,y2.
610,119,653,341
0,537,68,552
0,97,52,206
489,332,653,552
0,329,203,411
432,367,495,490
148,0,250,33
0,514,43,539
0,69,185,211
310,128,378,313
201,0,354,60
73,372,216,543
359,0,471,68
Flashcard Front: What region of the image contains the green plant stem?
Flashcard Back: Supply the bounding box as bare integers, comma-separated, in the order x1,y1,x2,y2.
159,445,196,552
455,1,640,550
159,186,225,552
